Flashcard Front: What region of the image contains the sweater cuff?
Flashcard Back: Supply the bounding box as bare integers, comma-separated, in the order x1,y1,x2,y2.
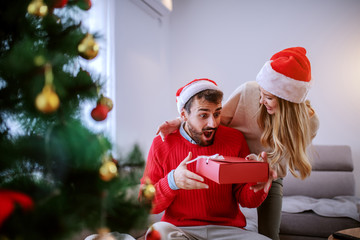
167,170,180,190
157,175,178,198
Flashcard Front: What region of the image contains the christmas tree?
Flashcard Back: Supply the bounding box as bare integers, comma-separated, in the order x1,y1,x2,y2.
0,0,151,239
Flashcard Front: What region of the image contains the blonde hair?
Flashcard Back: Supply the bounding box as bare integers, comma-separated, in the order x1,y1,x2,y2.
257,98,313,179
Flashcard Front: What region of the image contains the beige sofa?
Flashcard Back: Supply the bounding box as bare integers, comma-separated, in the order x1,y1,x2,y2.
279,145,360,240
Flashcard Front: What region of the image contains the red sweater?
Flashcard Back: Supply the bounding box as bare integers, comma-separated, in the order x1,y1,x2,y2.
141,125,268,228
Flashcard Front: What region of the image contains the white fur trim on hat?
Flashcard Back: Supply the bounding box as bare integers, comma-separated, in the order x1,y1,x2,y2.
176,80,220,113
256,61,312,103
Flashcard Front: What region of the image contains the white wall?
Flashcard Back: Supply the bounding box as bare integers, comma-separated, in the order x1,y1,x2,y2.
112,0,173,157
168,0,360,197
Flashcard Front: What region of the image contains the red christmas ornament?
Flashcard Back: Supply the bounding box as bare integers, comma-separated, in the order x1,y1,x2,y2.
146,227,161,240
53,0,68,8
91,104,109,121
0,190,34,226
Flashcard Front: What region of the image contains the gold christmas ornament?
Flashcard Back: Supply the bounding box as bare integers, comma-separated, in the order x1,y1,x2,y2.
27,0,48,17
35,64,60,114
142,182,156,200
35,85,60,113
99,161,118,181
98,96,113,111
78,33,99,60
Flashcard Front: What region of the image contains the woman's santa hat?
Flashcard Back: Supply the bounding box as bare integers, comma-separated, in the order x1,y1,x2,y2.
256,47,312,103
176,78,220,113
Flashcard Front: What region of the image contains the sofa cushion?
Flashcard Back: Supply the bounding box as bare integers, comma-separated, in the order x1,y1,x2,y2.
283,171,355,198
280,211,360,238
283,145,355,198
308,145,353,171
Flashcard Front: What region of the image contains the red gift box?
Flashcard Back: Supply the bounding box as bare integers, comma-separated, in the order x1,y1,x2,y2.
195,155,269,184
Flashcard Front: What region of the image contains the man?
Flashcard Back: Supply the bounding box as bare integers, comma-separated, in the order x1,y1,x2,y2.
140,78,274,240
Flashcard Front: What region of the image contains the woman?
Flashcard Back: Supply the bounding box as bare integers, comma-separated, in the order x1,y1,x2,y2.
157,47,319,240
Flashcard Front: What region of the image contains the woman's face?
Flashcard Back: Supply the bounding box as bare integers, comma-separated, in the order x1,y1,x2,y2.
259,87,278,115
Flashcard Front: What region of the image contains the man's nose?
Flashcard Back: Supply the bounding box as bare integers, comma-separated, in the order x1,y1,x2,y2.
207,115,216,128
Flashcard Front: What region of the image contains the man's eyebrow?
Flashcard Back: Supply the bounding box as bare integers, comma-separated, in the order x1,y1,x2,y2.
197,108,210,112
197,107,222,112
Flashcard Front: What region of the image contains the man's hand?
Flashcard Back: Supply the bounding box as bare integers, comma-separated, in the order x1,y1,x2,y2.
174,152,209,190
156,118,182,141
250,151,277,193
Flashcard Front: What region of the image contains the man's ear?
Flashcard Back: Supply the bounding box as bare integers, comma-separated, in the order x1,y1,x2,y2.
180,109,187,121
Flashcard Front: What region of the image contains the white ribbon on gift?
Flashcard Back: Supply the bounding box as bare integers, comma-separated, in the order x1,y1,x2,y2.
186,153,225,165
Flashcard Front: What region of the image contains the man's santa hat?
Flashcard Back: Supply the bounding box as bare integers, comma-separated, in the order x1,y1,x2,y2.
176,78,220,113
256,47,312,103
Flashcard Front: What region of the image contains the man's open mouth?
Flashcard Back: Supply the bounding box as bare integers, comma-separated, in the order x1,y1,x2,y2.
203,130,214,139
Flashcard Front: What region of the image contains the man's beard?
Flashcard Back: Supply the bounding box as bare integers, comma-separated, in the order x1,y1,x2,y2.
186,122,217,146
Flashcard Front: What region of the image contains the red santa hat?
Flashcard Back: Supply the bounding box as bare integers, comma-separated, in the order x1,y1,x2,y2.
176,78,220,113
256,47,312,103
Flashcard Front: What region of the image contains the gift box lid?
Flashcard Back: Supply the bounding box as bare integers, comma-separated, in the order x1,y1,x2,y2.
208,156,263,164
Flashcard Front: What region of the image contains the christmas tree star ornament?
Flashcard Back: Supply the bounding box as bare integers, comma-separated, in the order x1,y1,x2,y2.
27,0,48,17
78,33,99,60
